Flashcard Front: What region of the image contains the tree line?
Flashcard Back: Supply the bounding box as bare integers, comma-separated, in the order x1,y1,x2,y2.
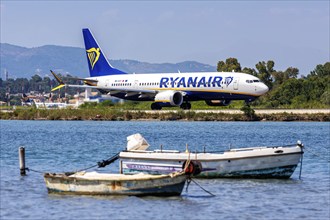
217,59,329,108
0,74,83,105
0,60,329,108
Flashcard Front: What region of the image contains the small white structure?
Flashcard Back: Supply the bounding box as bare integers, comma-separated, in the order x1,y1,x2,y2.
126,133,150,151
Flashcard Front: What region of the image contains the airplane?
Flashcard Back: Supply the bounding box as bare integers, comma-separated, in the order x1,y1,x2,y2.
51,28,269,110
21,93,34,106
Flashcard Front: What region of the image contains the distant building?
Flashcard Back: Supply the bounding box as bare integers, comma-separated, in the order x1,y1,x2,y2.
5,69,8,80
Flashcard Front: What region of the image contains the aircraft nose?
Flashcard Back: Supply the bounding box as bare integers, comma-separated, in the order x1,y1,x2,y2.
260,83,269,94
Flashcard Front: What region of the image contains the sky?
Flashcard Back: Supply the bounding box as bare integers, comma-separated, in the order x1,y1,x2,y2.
1,0,329,75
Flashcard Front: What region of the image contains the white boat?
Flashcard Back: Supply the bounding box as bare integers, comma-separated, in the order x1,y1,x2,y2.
119,134,304,179
44,171,189,196
34,101,76,109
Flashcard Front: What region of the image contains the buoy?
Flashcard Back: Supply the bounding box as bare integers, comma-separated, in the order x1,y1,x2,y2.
19,147,26,176
182,161,202,176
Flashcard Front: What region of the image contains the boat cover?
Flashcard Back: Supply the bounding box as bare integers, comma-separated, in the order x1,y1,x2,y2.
126,133,150,151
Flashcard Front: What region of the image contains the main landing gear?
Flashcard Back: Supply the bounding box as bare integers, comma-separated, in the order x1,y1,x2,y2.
151,103,162,110
180,102,191,110
245,100,252,107
150,102,192,110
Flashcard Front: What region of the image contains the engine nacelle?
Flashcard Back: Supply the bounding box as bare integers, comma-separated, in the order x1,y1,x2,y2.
205,100,231,106
154,91,183,106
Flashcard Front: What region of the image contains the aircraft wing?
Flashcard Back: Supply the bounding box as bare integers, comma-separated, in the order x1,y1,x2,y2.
50,70,157,96
58,84,157,95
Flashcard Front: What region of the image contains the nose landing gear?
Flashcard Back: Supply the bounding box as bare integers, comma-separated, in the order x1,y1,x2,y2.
180,102,191,110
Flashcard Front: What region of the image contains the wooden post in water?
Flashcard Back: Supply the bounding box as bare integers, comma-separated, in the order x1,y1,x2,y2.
19,147,26,176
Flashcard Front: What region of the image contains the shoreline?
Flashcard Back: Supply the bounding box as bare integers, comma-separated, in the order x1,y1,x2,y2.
1,108,329,121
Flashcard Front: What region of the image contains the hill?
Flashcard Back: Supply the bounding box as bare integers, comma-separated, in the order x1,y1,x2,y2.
0,43,216,78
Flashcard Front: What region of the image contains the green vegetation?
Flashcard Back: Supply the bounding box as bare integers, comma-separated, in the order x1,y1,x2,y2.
1,107,329,121
240,105,257,121
218,59,330,109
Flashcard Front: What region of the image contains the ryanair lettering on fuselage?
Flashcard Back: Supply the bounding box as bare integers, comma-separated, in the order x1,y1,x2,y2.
160,76,233,88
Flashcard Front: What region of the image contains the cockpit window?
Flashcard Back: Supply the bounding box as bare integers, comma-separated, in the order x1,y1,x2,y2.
246,79,260,83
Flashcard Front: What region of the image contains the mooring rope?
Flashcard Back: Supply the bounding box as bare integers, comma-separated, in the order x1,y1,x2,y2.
66,152,121,173
24,152,121,175
299,151,303,180
183,152,191,172
25,167,45,174
190,178,216,197
185,177,215,197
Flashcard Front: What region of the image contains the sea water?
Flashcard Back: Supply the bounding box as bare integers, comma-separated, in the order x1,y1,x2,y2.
1,121,329,219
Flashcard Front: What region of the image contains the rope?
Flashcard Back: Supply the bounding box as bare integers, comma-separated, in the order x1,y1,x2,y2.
185,176,215,197
190,178,215,197
25,152,120,175
185,178,191,193
25,168,45,174
299,150,303,180
69,152,121,173
183,152,191,172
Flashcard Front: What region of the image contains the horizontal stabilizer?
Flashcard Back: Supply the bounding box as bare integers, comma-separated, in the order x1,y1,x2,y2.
50,70,65,91
51,84,65,92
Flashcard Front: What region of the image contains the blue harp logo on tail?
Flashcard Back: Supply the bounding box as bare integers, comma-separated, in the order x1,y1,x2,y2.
86,48,100,70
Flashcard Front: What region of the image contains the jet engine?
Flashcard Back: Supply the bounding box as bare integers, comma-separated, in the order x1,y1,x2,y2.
154,91,183,106
205,100,231,106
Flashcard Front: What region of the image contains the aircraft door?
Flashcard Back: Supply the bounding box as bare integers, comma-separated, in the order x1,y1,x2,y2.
233,78,239,90
133,80,139,89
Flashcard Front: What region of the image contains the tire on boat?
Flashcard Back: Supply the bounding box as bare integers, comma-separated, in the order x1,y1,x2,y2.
182,160,202,176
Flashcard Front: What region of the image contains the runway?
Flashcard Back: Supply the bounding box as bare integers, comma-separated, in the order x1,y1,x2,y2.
139,109,330,114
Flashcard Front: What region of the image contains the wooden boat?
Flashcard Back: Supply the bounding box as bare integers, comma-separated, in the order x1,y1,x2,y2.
119,134,304,179
44,171,188,196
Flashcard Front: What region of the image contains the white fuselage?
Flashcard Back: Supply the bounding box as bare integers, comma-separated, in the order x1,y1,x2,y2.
87,71,269,102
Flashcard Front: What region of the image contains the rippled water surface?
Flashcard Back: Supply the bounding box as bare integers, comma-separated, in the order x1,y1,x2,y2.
1,121,329,219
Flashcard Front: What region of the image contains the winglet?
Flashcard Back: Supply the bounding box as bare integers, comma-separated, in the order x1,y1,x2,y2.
51,84,65,92
50,70,65,91
50,70,64,84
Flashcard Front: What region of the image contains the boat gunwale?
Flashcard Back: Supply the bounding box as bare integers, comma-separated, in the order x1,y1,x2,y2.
119,151,303,162
43,171,187,182
127,145,299,154
43,172,188,196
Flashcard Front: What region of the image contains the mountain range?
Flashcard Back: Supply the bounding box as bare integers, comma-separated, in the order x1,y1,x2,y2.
0,43,216,79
